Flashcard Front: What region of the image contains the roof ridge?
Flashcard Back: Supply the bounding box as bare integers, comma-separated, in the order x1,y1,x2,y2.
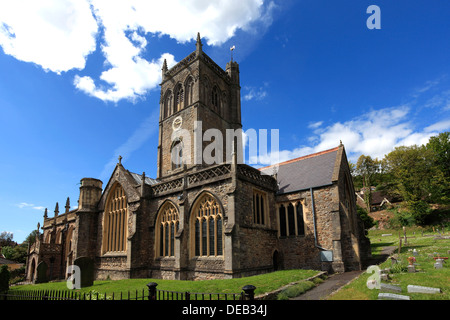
258,146,340,171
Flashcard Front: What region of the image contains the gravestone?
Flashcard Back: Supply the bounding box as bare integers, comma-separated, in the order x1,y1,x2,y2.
380,268,390,281
390,256,398,267
407,285,441,294
434,259,444,269
73,256,94,287
378,293,410,300
380,283,402,293
35,261,48,284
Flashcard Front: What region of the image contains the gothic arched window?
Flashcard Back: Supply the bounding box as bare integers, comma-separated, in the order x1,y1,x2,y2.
277,201,305,238
185,77,194,106
278,204,287,237
156,202,179,257
211,86,219,111
253,189,267,225
192,193,223,257
102,183,128,253
171,140,183,170
175,84,184,112
163,90,173,118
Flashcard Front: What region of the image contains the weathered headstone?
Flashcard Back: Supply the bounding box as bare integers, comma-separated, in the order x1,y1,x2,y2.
73,256,94,288
380,283,402,293
390,256,398,267
434,259,444,269
35,261,48,284
378,293,410,300
407,285,441,294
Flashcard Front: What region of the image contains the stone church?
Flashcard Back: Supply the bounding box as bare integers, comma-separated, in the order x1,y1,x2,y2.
26,34,371,282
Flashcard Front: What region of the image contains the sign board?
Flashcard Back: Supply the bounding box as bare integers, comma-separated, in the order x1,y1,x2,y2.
320,251,333,262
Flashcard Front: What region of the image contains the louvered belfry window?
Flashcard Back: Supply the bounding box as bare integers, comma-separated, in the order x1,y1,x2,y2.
103,184,128,253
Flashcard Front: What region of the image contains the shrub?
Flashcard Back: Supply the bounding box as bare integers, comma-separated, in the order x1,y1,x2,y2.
277,281,315,300
390,262,408,274
357,205,375,229
0,265,10,292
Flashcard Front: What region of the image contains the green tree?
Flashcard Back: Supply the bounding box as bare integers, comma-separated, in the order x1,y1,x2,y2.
25,230,38,246
355,155,380,212
0,231,13,247
10,244,29,264
427,131,450,177
1,246,15,260
383,145,436,224
356,205,375,230
0,265,10,293
426,131,450,204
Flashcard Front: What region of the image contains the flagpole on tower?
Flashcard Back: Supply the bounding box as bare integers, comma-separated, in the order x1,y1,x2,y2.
230,45,235,61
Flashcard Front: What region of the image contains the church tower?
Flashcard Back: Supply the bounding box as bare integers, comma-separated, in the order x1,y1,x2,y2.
157,33,242,179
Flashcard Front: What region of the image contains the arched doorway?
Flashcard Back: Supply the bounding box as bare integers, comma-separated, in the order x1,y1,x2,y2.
273,250,280,271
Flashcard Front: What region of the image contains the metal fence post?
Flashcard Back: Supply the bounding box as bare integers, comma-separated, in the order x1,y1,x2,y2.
147,282,158,301
242,285,256,300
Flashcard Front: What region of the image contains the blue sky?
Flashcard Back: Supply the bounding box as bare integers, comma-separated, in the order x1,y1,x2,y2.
1,0,449,244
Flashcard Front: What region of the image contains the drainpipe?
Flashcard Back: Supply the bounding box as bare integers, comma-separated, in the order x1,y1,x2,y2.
310,187,328,251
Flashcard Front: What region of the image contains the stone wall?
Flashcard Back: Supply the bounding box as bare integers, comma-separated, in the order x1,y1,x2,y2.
233,178,278,276
275,186,340,272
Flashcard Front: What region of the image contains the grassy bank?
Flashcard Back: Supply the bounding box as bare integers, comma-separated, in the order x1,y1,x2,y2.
10,269,320,299
329,227,450,300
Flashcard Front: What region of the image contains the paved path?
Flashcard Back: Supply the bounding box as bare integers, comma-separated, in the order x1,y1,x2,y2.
292,246,397,300
292,270,363,300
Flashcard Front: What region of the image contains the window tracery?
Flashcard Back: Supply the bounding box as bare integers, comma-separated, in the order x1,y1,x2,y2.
103,184,128,253
192,193,223,257
156,202,179,257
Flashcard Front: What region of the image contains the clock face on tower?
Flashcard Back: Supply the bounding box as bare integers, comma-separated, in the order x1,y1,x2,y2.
172,116,182,131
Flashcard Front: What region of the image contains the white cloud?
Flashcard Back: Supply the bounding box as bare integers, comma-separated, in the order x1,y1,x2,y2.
252,104,449,166
74,53,176,103
15,202,45,210
16,202,34,209
424,119,450,133
1,0,273,102
243,83,268,101
307,121,323,130
0,0,98,74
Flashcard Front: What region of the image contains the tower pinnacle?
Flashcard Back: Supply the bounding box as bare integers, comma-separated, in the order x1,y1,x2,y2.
196,32,203,55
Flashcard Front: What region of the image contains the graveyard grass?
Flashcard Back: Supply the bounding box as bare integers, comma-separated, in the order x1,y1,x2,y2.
329,228,450,300
10,269,320,299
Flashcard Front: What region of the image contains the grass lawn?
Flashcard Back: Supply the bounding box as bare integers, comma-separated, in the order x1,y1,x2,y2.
329,227,450,300
9,269,320,300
